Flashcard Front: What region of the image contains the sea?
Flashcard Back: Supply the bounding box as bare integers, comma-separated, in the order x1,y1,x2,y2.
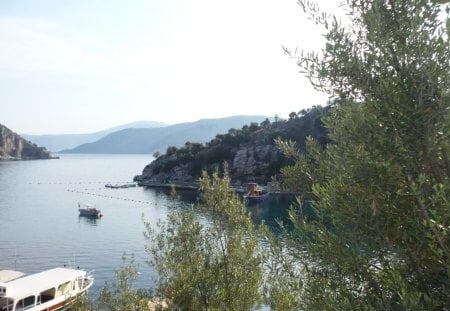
0,154,292,300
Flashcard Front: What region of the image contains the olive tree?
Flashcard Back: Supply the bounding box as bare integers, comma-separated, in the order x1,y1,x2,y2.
274,0,450,309
144,171,263,310
97,255,151,311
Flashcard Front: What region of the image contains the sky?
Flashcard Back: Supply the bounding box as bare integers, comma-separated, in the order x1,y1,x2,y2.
0,0,341,134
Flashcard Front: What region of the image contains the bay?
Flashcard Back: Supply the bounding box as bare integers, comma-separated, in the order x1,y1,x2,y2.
0,154,291,299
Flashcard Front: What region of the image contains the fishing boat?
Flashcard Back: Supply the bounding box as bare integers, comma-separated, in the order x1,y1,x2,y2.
78,203,102,218
244,183,270,204
0,267,94,311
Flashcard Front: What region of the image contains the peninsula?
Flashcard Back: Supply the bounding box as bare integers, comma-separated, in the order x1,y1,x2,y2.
134,106,329,189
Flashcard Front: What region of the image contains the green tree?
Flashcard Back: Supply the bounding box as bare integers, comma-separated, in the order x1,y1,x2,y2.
275,0,450,309
261,118,271,128
166,146,178,156
144,170,263,310
153,151,161,159
97,254,151,311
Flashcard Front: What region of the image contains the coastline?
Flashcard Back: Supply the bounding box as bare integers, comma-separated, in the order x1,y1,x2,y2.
136,180,199,191
137,180,300,197
0,156,60,161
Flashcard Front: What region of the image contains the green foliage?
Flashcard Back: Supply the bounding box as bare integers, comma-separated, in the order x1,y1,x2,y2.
149,108,329,182
276,136,327,194
153,151,161,159
97,254,151,311
70,295,93,311
165,146,178,156
144,171,263,310
276,0,450,309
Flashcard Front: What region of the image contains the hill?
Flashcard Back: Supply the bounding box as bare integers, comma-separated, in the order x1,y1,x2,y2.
0,124,52,160
60,116,269,154
134,106,329,185
22,121,166,152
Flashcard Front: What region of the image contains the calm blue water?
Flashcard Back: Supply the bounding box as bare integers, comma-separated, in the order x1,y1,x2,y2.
0,154,292,299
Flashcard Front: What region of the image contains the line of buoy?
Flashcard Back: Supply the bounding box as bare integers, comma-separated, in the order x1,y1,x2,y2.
30,181,133,185
67,189,157,206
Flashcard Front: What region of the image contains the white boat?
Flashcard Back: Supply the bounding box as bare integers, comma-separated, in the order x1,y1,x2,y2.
0,267,94,311
105,183,137,188
78,203,102,218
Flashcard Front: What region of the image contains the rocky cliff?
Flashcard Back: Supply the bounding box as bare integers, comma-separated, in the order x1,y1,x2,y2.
0,124,52,160
134,106,329,186
137,142,281,186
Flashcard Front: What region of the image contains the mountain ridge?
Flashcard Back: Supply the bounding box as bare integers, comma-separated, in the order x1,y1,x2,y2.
22,121,167,152
61,116,270,154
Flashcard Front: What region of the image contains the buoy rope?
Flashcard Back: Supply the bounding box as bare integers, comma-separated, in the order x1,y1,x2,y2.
67,188,163,206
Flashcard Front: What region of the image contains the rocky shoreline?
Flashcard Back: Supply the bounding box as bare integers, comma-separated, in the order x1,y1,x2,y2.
0,123,53,161
136,180,200,191
135,179,300,197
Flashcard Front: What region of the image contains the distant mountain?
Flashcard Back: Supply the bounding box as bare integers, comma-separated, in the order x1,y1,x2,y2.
61,116,269,154
0,123,52,160
22,121,166,152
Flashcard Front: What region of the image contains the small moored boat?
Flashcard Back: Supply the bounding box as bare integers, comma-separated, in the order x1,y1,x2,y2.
78,203,102,218
0,267,94,311
105,183,137,189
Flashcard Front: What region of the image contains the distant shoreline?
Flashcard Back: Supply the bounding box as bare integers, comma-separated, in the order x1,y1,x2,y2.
0,156,60,161
137,181,199,191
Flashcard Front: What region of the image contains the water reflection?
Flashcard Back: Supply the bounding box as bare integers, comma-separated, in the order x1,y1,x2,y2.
247,195,296,228
142,187,296,231
78,215,101,226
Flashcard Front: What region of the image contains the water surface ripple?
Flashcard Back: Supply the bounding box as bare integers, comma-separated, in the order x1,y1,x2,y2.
0,154,291,298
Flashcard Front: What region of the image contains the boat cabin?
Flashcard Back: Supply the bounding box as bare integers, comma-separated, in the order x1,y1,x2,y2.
246,183,265,196
244,183,269,203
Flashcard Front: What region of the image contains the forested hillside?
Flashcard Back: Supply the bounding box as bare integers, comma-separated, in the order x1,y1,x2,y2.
135,106,329,185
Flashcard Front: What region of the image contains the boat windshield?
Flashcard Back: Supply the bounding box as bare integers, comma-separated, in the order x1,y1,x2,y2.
0,297,14,311
14,295,35,311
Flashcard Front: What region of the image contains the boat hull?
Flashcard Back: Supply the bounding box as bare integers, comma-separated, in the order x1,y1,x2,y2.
78,209,102,217
78,203,102,218
244,192,270,204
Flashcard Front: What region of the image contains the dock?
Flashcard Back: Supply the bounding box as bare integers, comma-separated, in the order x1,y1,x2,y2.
137,181,199,191
137,181,301,197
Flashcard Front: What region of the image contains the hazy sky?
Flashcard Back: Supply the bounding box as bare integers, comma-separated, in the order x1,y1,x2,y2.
1,0,340,134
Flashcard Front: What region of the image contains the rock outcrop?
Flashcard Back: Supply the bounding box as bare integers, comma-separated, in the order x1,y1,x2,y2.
137,143,280,186
134,106,330,186
0,124,52,160
232,145,279,176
